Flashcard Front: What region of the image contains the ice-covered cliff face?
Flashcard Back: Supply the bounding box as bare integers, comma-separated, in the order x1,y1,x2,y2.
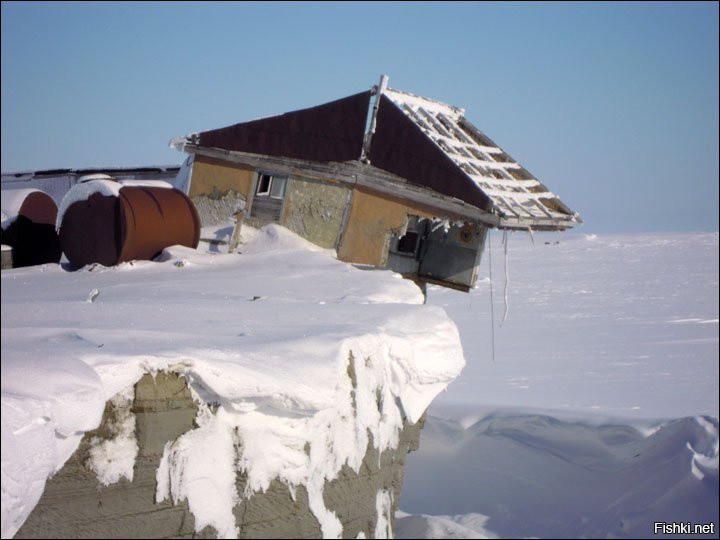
1,224,465,539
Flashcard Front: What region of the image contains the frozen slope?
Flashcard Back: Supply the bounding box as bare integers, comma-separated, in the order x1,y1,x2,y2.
1,224,465,539
399,232,719,539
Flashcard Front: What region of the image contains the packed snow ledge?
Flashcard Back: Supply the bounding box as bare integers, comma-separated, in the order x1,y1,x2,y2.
1,224,465,538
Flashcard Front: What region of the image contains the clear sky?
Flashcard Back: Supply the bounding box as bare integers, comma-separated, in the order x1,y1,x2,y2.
1,1,718,233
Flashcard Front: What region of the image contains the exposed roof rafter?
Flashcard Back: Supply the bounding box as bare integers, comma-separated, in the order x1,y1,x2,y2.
383,87,580,228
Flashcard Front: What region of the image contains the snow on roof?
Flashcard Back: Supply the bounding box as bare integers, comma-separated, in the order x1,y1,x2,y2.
384,87,580,229
1,224,465,538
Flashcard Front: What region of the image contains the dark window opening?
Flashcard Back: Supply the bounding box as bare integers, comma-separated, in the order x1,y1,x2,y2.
256,174,272,196
390,215,427,259
397,231,419,254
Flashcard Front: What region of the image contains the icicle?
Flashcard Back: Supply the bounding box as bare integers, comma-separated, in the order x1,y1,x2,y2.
488,231,496,364
501,230,509,326
527,227,535,246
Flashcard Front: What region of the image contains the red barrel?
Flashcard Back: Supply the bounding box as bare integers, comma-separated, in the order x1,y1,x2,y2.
58,180,200,268
1,189,62,267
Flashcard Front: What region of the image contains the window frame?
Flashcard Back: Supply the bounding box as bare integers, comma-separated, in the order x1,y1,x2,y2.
255,173,288,200
256,174,272,196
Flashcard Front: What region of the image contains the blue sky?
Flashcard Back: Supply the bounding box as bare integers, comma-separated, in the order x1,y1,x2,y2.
1,2,718,233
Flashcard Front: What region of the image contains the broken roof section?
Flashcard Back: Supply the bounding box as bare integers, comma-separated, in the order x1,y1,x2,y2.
378,88,578,229
173,76,579,231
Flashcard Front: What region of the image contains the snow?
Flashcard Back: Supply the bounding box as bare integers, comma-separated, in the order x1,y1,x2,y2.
54,178,174,231
155,399,240,538
54,179,121,230
85,387,138,486
385,88,463,119
400,414,718,539
1,226,717,539
0,223,463,538
429,232,718,420
1,189,44,229
77,173,115,183
395,511,497,539
399,231,719,538
374,489,394,539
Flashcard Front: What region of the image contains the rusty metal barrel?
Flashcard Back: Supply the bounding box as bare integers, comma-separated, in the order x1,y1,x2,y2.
58,179,200,268
1,189,62,267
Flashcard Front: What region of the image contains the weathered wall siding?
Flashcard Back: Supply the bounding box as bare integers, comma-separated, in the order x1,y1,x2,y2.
192,190,248,228
16,372,424,539
281,177,349,249
189,157,254,227
337,188,437,266
189,157,255,198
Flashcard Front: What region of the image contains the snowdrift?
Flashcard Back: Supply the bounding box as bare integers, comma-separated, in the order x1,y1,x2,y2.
399,414,718,538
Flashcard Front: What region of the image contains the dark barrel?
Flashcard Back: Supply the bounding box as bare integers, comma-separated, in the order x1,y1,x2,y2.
1,189,62,267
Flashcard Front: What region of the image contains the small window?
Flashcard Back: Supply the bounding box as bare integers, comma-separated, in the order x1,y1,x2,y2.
255,173,287,199
391,215,426,258
269,176,287,199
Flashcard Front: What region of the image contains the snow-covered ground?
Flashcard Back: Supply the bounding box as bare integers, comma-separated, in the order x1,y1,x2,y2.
1,227,717,539
398,231,719,539
1,224,464,538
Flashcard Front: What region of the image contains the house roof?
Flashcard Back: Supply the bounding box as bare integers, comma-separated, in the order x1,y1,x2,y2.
379,88,578,227
173,79,579,230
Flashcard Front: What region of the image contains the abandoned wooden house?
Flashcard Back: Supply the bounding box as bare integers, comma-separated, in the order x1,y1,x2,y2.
171,75,580,290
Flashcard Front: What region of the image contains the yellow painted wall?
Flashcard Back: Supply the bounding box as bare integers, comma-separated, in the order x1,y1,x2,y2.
337,188,438,266
189,156,255,199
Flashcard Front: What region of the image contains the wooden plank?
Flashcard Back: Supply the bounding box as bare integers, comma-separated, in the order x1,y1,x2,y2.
436,112,475,145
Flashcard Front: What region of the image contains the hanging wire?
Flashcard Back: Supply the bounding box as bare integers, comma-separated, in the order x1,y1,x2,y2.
501,230,510,326
488,230,496,364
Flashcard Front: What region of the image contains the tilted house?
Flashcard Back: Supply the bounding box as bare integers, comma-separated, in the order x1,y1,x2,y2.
171,76,580,290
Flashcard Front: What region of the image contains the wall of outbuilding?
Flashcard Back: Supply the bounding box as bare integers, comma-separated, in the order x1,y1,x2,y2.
188,156,255,227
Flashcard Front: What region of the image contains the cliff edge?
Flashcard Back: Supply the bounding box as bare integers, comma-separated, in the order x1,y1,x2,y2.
1,224,465,538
